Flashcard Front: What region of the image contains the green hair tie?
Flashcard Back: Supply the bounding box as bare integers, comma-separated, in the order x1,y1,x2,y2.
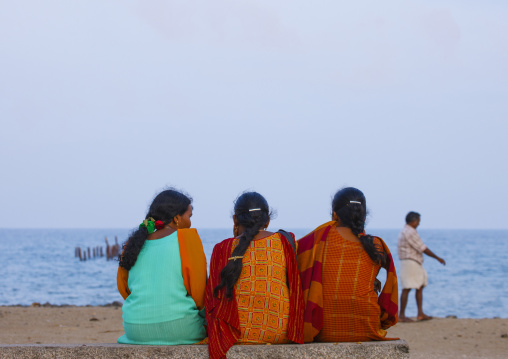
139,217,156,234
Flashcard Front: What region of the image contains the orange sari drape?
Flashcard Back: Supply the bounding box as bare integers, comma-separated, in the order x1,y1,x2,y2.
297,221,398,342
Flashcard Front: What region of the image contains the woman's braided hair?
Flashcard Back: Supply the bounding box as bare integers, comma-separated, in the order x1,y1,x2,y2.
119,189,191,271
214,192,271,299
332,187,387,266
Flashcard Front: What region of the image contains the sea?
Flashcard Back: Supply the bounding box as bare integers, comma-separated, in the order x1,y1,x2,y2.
0,228,506,319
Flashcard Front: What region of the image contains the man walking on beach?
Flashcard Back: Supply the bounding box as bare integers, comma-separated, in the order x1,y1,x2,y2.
398,211,446,322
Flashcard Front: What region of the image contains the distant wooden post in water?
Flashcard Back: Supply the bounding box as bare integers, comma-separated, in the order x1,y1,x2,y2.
75,235,121,262
111,236,120,259
105,237,111,260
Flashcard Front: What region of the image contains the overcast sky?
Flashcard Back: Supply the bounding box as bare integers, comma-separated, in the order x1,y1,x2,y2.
0,0,507,230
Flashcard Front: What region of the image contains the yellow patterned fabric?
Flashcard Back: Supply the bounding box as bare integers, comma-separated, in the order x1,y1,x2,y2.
232,233,291,344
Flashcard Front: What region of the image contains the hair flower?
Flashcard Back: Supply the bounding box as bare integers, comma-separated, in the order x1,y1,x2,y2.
139,217,156,234
155,220,165,230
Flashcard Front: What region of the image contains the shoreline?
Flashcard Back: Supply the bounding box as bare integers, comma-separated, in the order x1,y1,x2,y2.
0,302,123,308
0,307,507,358
1,303,505,320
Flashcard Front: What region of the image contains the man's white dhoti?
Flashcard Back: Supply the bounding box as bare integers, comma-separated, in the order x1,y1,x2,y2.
399,259,428,289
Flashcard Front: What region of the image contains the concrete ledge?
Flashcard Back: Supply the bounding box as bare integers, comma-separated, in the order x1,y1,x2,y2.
0,340,409,358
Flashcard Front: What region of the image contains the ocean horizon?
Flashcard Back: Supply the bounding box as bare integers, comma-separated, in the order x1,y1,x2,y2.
1,228,507,319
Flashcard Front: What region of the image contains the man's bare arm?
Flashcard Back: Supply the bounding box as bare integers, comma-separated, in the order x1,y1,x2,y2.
423,248,446,265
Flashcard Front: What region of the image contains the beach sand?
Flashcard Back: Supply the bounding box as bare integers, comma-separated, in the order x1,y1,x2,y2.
1,306,507,358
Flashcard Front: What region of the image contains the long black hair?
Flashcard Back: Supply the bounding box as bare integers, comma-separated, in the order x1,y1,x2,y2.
332,187,387,266
214,192,271,299
119,189,192,271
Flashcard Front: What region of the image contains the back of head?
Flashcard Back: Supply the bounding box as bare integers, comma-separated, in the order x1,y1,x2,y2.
119,189,192,270
332,187,368,234
332,187,386,266
233,192,271,231
214,191,271,299
405,211,420,224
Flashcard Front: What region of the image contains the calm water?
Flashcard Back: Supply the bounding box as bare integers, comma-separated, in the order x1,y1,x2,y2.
0,228,506,319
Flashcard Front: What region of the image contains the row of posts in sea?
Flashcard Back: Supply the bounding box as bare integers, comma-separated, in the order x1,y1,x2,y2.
74,236,120,261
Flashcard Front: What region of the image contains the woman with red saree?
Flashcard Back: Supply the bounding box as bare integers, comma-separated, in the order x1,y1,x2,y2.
205,192,304,359
297,187,399,343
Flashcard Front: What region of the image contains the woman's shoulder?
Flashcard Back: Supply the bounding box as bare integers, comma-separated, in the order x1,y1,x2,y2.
209,237,236,264
174,228,203,246
297,222,336,243
273,230,295,239
370,235,383,246
213,237,236,250
177,228,199,236
369,236,390,254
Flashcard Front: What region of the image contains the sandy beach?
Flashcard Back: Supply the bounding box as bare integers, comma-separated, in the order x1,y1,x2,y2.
0,305,507,358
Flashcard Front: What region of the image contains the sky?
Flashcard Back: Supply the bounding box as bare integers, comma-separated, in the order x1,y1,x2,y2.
0,0,507,230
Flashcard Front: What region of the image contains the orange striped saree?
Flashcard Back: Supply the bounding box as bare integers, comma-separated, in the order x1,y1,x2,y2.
297,221,398,342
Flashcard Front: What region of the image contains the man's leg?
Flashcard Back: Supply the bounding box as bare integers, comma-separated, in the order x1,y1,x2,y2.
416,286,432,320
399,288,413,322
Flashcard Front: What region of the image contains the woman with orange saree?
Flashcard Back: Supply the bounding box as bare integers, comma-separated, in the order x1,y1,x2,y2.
297,187,398,343
116,189,207,345
205,192,304,359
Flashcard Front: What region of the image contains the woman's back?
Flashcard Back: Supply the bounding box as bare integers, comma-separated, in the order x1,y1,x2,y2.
205,191,304,359
116,189,207,345
297,187,398,343
119,231,206,345
122,232,197,324
317,226,385,342
232,233,291,344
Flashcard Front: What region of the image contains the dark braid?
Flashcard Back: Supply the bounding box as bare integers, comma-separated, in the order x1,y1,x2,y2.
119,189,192,271
214,192,271,299
332,187,387,267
